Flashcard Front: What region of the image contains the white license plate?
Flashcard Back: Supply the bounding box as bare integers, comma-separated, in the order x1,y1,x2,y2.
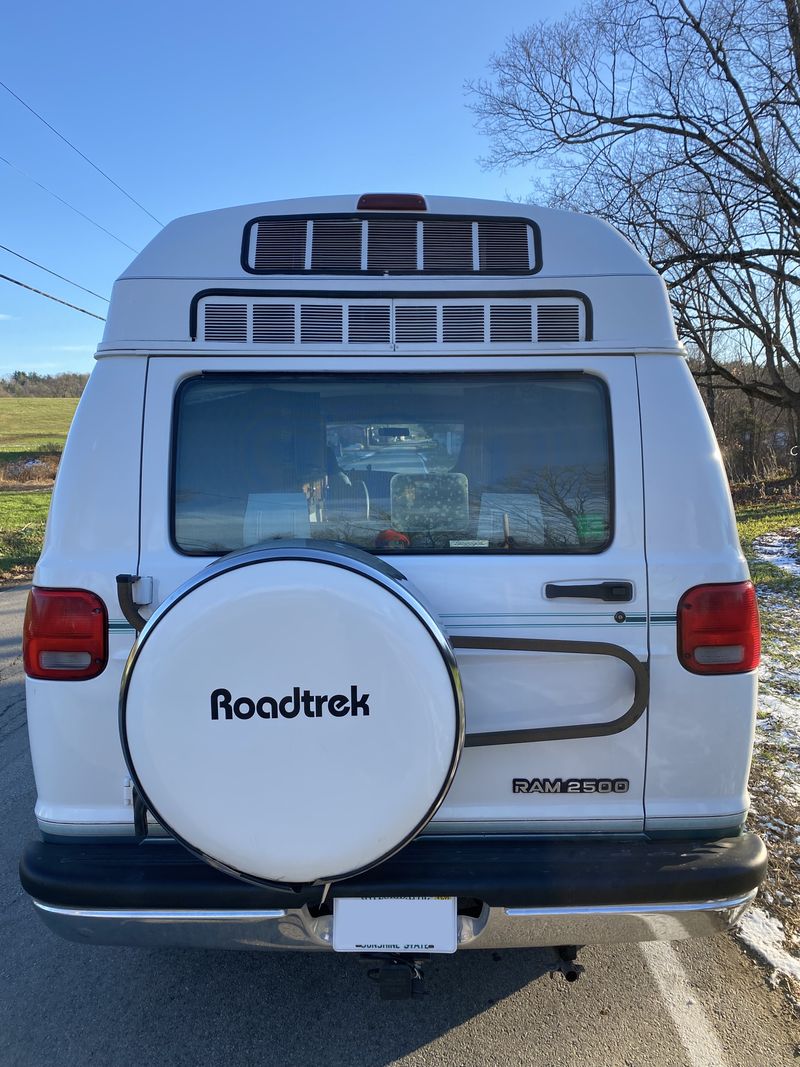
332,896,457,954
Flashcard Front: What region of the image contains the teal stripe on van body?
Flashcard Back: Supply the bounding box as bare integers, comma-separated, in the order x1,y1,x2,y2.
439,612,635,623
442,612,674,628
441,614,618,623
448,623,648,627
108,615,674,633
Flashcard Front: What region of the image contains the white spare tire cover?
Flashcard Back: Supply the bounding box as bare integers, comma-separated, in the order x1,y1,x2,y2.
120,544,464,887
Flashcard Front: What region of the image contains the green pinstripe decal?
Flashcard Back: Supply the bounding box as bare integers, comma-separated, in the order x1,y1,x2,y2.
440,612,675,626
439,614,618,623
445,618,644,623
107,614,675,633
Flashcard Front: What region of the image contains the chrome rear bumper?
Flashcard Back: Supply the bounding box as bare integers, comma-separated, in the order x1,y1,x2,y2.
33,891,757,952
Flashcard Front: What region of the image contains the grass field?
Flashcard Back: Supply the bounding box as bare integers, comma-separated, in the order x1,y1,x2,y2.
0,397,79,452
0,397,78,576
0,491,51,577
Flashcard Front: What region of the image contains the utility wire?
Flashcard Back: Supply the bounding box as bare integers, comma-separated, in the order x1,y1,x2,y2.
0,273,106,321
0,79,163,227
0,154,140,254
0,243,109,302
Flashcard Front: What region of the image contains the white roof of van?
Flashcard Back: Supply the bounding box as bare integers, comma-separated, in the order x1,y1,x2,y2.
99,194,679,353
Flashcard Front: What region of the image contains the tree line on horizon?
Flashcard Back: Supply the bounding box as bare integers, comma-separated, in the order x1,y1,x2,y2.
0,370,89,399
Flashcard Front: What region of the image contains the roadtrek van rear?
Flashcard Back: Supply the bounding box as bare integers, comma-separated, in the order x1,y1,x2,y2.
20,194,766,980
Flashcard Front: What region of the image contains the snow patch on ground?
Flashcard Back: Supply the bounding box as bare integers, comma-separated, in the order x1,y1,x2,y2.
737,907,800,982
759,692,800,733
751,528,800,575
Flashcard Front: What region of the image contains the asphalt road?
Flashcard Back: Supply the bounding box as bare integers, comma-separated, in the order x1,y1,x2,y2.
1,582,797,1067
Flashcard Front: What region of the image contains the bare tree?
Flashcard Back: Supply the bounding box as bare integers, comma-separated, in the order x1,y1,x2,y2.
469,0,800,474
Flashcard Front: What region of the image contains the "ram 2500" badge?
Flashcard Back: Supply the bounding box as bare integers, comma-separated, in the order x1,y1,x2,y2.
512,777,630,794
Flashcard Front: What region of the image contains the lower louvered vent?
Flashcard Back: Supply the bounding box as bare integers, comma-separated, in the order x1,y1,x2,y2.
253,304,295,343
442,306,484,342
395,306,437,343
348,305,391,343
490,305,532,342
537,304,581,342
203,304,247,342
200,298,583,346
300,305,343,343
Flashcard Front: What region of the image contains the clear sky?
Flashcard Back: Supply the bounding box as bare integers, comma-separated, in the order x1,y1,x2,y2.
0,1,574,376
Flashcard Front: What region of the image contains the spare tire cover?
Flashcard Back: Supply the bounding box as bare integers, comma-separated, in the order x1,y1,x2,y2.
120,544,464,886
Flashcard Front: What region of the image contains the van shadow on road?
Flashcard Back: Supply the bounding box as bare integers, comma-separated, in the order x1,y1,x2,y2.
6,935,574,1066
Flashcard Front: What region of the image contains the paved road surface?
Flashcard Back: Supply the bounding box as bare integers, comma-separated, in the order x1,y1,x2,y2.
1,582,797,1066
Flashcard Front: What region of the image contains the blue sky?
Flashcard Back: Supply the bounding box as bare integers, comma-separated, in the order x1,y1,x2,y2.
0,1,574,376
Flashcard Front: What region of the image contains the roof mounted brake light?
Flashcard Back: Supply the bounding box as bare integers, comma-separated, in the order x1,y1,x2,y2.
357,193,427,211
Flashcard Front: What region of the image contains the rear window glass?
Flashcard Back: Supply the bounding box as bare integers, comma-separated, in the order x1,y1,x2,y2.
173,373,612,555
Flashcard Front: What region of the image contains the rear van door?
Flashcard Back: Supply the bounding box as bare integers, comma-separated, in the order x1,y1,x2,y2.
137,353,648,834
397,355,648,833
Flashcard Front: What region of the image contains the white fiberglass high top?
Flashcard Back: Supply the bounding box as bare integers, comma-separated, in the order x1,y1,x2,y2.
98,194,678,355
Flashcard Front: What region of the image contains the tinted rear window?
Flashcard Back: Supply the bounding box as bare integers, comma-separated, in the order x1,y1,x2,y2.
173,373,612,555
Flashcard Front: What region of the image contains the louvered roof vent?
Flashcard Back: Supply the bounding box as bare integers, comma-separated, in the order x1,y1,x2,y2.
196,296,586,346
242,214,541,275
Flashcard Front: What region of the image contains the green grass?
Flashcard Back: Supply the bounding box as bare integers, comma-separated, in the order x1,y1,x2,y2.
735,501,800,595
0,397,78,452
0,491,52,577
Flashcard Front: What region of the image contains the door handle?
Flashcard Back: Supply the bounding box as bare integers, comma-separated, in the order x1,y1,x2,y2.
545,581,633,602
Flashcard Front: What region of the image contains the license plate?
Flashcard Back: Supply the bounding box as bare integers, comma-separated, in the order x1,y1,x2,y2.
332,896,457,954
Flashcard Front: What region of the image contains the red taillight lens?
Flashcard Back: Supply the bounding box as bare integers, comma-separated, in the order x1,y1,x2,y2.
357,193,427,211
23,588,108,681
677,581,760,675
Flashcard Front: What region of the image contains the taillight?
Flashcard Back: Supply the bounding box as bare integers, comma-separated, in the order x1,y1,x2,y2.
677,581,760,675
23,588,108,680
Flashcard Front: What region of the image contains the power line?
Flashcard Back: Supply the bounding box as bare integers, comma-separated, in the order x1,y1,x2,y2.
0,273,106,321
0,154,140,254
0,243,109,302
0,79,163,227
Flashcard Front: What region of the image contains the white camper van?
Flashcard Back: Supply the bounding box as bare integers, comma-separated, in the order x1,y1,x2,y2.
20,194,765,994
